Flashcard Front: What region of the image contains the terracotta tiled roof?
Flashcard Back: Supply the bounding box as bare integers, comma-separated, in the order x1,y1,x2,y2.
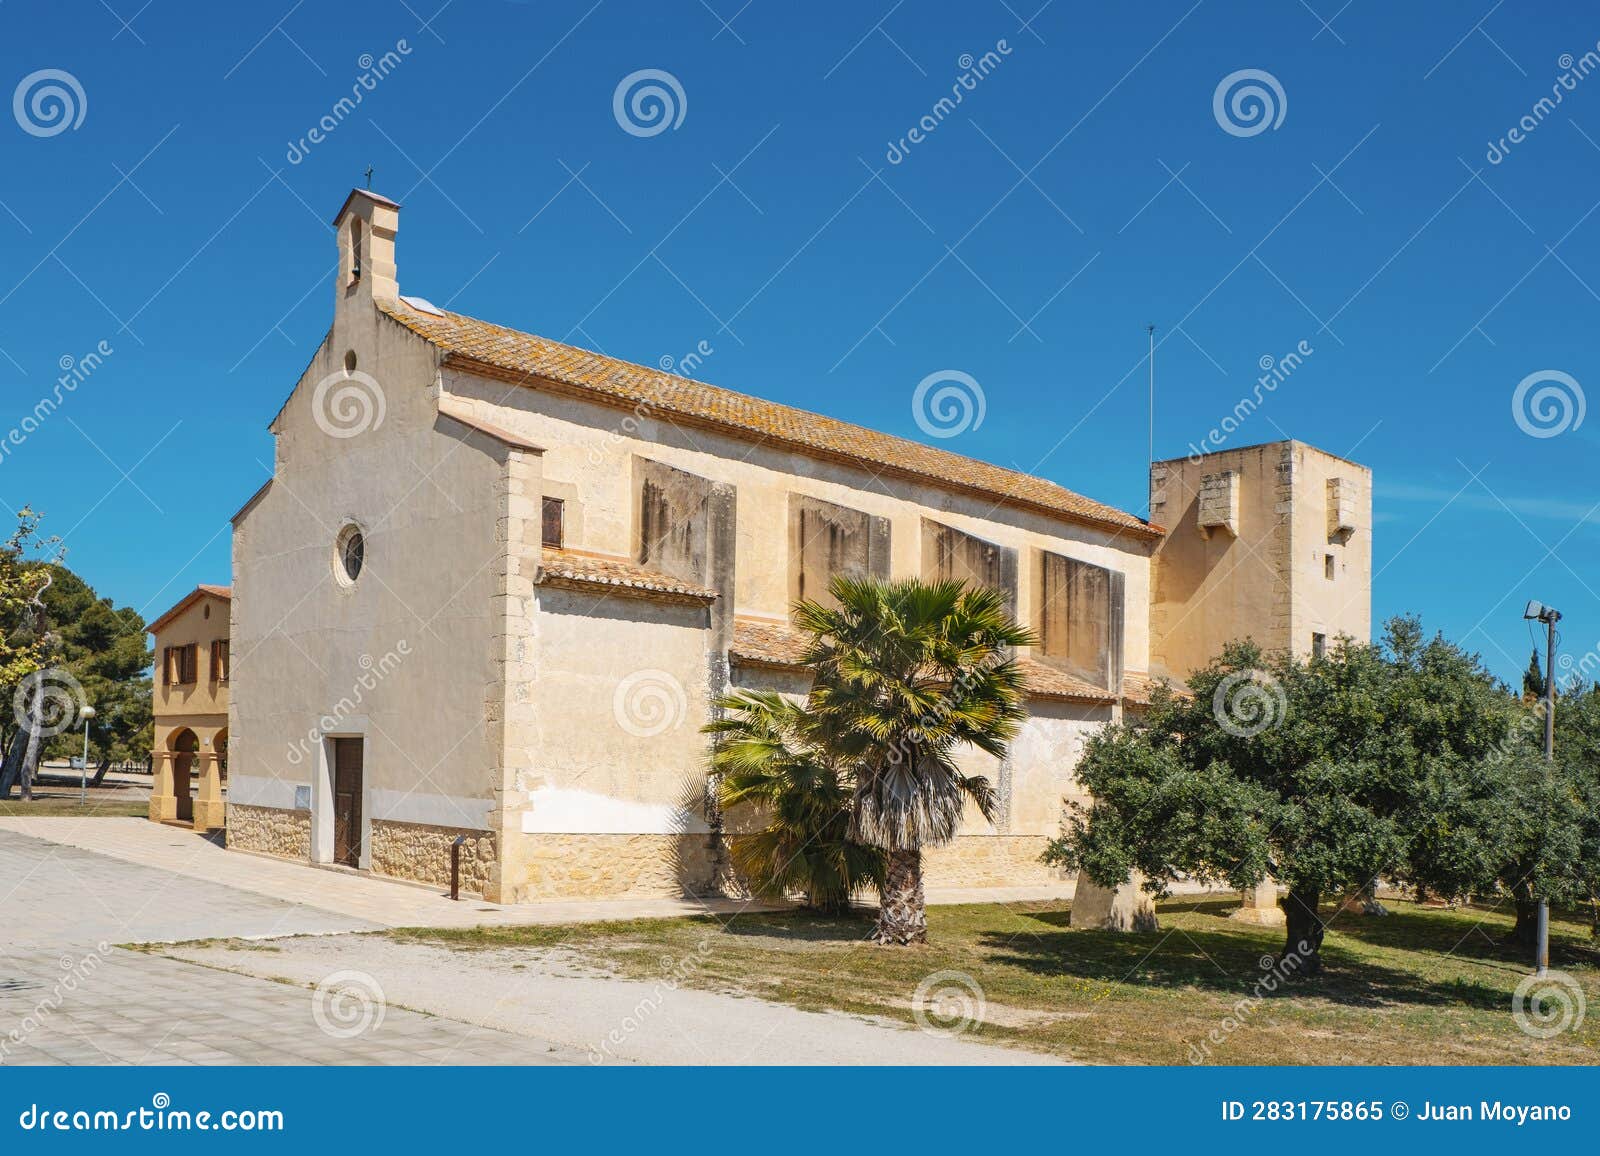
730,618,811,668
378,299,1160,541
1014,662,1170,707
147,585,232,635
729,621,1158,706
534,550,717,605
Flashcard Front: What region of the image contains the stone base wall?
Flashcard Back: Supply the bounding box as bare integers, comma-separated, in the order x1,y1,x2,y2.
227,804,311,860
921,835,1065,888
370,820,495,895
502,833,719,902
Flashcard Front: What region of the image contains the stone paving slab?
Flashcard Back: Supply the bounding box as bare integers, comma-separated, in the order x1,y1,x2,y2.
0,827,375,949
0,827,583,1066
0,948,583,1066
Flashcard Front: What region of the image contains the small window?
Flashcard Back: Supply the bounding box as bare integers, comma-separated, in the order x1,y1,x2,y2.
211,639,230,683
164,644,198,686
1324,553,1335,580
336,524,365,584
1311,632,1327,660
541,497,565,549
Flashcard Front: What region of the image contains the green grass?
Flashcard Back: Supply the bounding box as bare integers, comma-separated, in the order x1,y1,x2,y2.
0,796,148,818
394,896,1600,1065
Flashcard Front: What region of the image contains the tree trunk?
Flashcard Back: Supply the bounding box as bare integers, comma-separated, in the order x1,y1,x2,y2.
1280,887,1324,976
0,723,41,801
1509,896,1540,949
89,759,112,788
874,848,927,945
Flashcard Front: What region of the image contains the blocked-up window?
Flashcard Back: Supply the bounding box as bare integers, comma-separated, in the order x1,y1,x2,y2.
541,497,565,549
922,520,1017,616
1038,552,1125,689
789,495,891,610
635,457,735,593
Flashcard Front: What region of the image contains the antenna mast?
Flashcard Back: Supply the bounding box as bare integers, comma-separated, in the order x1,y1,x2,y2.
1147,324,1156,466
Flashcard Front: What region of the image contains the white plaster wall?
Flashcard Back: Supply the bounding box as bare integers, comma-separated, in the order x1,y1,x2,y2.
232,299,506,843
521,585,713,830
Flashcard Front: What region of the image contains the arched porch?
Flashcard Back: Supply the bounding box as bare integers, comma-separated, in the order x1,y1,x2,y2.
150,722,227,831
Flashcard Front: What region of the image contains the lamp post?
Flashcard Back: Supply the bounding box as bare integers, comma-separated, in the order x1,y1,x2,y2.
78,705,96,805
1522,600,1560,977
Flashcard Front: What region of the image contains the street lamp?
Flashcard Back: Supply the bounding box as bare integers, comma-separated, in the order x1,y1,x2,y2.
1521,599,1561,977
77,705,96,805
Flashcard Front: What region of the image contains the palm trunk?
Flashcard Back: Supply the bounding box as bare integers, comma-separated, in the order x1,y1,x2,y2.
874,848,927,945
1281,886,1324,976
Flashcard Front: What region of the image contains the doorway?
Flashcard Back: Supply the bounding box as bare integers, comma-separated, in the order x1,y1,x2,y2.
331,737,364,868
170,729,198,823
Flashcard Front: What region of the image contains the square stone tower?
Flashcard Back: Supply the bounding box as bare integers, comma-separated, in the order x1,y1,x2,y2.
1148,440,1372,680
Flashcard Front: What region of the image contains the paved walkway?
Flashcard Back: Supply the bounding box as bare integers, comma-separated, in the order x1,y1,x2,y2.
0,816,1087,929
0,827,585,1066
0,820,1066,1066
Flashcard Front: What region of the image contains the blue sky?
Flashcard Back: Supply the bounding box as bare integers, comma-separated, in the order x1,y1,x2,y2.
1,0,1596,684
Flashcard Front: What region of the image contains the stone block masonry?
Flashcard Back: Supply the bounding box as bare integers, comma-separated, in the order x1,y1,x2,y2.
227,804,311,860
369,820,495,895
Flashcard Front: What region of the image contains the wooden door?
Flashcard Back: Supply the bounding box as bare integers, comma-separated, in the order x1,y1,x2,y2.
331,738,363,868
173,755,194,822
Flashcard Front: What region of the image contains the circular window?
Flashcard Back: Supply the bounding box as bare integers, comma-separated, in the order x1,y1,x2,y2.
343,349,358,373
335,524,365,584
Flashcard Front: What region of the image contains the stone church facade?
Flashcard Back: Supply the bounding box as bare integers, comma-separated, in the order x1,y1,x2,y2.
226,188,1370,903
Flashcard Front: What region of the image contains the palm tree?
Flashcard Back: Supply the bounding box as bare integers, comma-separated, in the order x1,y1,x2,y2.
705,690,882,914
797,576,1035,945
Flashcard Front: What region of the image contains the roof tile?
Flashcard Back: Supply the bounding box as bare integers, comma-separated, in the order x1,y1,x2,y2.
378,299,1160,540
